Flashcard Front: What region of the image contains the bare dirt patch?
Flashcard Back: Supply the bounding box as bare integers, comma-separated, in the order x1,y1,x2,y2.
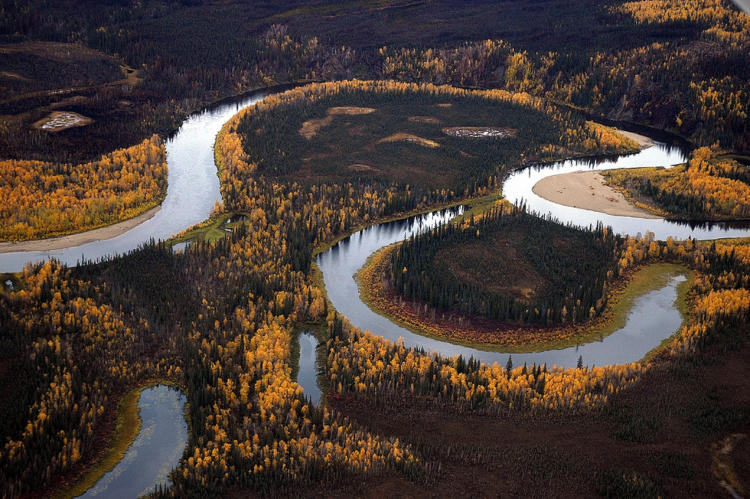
0,71,30,81
616,129,655,149
347,163,380,173
533,170,660,218
378,132,440,148
299,106,376,139
408,115,441,124
299,115,333,139
442,126,516,138
327,106,375,115
436,103,453,108
32,111,93,132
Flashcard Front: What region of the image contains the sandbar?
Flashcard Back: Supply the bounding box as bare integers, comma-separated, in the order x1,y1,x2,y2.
532,171,659,219
0,206,160,253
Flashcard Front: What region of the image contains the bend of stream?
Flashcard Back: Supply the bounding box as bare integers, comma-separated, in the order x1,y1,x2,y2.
79,385,188,498
3,91,750,275
317,208,689,368
503,143,750,240
297,332,323,405
0,89,269,273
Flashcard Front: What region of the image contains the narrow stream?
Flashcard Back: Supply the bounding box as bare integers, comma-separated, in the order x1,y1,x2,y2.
79,385,188,498
297,332,322,405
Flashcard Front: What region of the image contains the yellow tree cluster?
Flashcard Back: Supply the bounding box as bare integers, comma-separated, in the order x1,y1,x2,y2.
0,135,167,241
609,147,750,219
0,261,177,496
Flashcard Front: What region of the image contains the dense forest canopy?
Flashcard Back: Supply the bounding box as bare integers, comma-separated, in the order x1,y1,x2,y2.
388,207,622,326
1,0,748,165
1,0,750,497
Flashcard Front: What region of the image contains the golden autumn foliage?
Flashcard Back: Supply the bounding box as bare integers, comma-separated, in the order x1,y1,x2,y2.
605,147,750,219
0,135,167,241
0,261,180,495
5,80,749,496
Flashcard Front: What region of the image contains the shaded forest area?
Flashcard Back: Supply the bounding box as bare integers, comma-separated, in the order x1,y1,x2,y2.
1,0,748,165
389,207,621,325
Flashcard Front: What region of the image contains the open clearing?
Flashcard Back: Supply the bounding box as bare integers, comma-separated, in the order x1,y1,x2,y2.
442,126,516,138
32,111,93,132
408,115,441,124
299,106,375,139
533,170,660,218
378,132,440,148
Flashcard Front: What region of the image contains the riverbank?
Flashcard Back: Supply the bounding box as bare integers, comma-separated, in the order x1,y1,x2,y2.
58,385,144,499
532,171,660,219
59,381,187,499
0,206,160,254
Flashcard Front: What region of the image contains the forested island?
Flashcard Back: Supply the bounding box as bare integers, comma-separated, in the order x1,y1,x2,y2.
1,1,749,497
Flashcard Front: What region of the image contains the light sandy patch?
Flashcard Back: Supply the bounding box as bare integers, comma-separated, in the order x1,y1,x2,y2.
378,133,440,148
532,170,660,218
442,126,516,139
327,106,375,115
32,111,93,132
408,115,441,124
436,103,452,108
299,106,376,139
299,115,333,139
0,71,30,81
347,163,380,172
615,129,654,149
0,206,160,253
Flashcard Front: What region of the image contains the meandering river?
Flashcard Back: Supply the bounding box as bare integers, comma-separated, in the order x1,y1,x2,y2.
3,89,749,276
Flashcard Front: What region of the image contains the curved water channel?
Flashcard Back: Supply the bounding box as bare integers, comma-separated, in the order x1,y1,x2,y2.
0,89,271,273
503,143,750,240
316,208,689,369
79,385,188,498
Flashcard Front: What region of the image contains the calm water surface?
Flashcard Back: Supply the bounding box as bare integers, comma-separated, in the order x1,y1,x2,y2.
297,332,322,405
503,143,750,240
79,385,188,498
0,91,268,272
317,208,688,368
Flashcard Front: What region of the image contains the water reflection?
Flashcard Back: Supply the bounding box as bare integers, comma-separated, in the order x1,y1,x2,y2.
503,143,750,239
0,91,270,273
297,332,322,405
79,385,187,498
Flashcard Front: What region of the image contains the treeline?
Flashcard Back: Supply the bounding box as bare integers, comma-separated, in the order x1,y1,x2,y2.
604,146,750,219
388,206,621,325
0,260,181,496
0,135,166,241
3,84,749,496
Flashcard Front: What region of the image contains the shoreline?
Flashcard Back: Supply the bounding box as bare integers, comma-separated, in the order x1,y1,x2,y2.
0,206,160,254
532,170,660,219
614,129,655,149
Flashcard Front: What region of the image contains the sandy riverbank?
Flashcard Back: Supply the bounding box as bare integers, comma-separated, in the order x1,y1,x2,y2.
618,129,655,149
532,171,660,219
0,206,160,254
